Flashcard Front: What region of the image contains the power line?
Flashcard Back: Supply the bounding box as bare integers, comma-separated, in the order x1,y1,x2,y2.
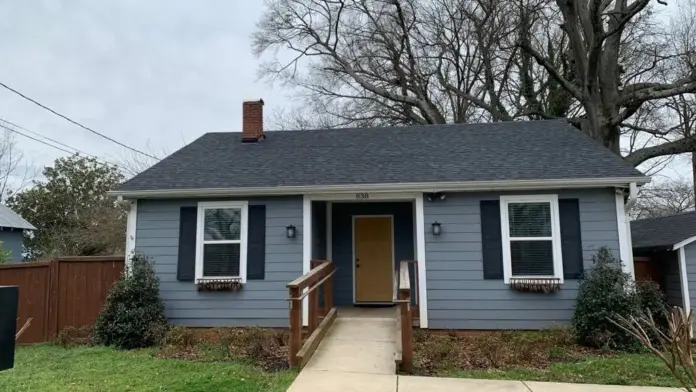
0,119,119,167
0,81,158,160
0,117,108,162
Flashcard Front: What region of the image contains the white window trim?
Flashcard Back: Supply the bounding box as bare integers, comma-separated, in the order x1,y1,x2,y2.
195,201,249,283
500,195,564,284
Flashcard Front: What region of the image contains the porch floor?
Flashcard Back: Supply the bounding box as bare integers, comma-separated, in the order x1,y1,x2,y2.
337,306,396,319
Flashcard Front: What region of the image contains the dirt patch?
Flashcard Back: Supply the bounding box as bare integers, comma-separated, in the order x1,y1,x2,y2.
413,327,610,376
55,326,94,347
155,326,292,372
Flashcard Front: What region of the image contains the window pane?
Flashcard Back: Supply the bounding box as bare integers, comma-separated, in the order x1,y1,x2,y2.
203,243,240,277
510,240,554,276
204,208,241,240
508,202,551,237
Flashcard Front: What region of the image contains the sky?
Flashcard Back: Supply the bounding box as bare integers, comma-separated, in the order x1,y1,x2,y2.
0,0,690,191
0,0,290,187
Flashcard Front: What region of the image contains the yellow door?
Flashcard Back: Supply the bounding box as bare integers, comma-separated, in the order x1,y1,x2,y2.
354,216,394,303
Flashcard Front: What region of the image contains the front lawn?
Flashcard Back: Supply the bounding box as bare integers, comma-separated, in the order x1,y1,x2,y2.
0,345,296,392
413,329,680,387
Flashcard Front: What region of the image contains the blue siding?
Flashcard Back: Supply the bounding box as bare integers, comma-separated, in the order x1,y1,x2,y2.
331,202,414,306
312,201,327,260
424,189,620,330
135,197,303,327
0,229,24,263
658,251,683,308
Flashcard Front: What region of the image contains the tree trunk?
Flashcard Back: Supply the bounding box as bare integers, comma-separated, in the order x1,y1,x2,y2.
692,152,696,196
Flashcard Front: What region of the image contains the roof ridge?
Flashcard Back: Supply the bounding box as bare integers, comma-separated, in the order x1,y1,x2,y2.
207,119,569,135
632,210,696,224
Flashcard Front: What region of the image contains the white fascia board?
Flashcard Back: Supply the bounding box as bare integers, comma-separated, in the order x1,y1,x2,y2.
674,236,696,251
110,177,650,199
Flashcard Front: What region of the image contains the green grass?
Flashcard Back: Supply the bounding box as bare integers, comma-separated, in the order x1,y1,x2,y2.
440,353,680,387
0,345,296,392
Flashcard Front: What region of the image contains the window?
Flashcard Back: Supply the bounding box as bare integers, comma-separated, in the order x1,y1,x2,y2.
196,201,248,282
500,195,563,283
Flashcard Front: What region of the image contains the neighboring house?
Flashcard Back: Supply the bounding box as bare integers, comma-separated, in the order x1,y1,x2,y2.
0,204,36,263
111,100,649,330
631,211,696,315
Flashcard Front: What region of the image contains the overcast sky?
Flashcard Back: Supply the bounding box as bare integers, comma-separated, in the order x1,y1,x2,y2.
0,0,690,190
0,0,291,185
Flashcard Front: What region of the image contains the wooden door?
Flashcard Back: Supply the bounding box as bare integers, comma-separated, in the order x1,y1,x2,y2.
354,216,394,303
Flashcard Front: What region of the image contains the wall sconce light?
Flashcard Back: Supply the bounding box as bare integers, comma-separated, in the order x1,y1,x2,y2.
426,192,447,202
432,221,442,236
286,225,296,239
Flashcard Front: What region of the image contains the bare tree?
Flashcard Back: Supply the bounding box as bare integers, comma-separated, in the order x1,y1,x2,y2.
253,0,696,167
0,129,35,201
613,308,696,391
117,140,171,179
633,178,695,219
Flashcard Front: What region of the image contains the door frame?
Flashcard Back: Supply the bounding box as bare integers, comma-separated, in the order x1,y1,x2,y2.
351,214,395,304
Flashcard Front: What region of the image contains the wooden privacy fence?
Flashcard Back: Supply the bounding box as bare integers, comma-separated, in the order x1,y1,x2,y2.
0,256,124,344
287,260,337,369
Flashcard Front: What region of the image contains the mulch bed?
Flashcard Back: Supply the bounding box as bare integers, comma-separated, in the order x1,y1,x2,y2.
155,327,294,372
413,328,610,376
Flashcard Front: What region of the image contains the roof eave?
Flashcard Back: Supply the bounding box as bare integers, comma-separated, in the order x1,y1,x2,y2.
109,176,650,199
673,236,696,251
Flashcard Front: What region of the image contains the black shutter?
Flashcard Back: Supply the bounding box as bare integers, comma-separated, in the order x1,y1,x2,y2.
480,200,504,279
559,199,584,279
247,205,266,280
177,207,197,281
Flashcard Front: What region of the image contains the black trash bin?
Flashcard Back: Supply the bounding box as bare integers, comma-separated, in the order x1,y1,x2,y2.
0,285,18,372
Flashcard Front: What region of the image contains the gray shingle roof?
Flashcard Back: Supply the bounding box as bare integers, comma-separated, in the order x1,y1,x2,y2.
631,211,696,250
119,120,646,192
0,204,36,230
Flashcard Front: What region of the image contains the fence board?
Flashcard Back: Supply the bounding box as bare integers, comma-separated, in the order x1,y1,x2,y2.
0,256,124,343
0,263,50,344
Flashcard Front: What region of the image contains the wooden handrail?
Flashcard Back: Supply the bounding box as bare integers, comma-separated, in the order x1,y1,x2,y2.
287,260,337,369
287,261,334,289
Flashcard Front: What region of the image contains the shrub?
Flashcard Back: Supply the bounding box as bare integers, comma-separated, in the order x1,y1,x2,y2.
636,279,668,321
572,247,641,351
93,253,168,349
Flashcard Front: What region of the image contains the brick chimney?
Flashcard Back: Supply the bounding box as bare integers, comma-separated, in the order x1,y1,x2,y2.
242,99,265,142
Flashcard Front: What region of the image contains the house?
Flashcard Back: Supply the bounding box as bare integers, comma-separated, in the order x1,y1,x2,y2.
631,211,696,313
0,204,36,263
111,99,649,330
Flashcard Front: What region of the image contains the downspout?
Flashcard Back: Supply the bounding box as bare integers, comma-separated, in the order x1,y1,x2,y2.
624,182,638,212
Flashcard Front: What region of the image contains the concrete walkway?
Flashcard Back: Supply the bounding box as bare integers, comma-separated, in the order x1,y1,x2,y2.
286,308,681,392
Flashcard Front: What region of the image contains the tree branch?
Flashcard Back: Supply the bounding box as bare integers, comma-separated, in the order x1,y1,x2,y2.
624,134,696,166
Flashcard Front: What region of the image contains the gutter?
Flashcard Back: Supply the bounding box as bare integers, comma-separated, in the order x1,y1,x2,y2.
109,176,650,199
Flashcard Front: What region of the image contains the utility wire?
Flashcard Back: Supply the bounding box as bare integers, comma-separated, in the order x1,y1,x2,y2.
0,119,119,167
0,117,110,163
0,81,158,160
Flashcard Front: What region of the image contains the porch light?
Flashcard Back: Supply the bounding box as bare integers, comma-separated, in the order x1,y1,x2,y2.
432,221,442,236
286,225,296,239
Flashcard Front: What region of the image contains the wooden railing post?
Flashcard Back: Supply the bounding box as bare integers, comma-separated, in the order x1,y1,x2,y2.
289,286,302,369
324,268,333,317
287,260,337,370
399,289,413,373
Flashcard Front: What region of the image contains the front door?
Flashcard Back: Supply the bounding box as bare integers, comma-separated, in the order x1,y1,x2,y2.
354,216,394,303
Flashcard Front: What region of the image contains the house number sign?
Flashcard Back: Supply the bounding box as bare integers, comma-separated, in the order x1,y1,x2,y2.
355,192,369,200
